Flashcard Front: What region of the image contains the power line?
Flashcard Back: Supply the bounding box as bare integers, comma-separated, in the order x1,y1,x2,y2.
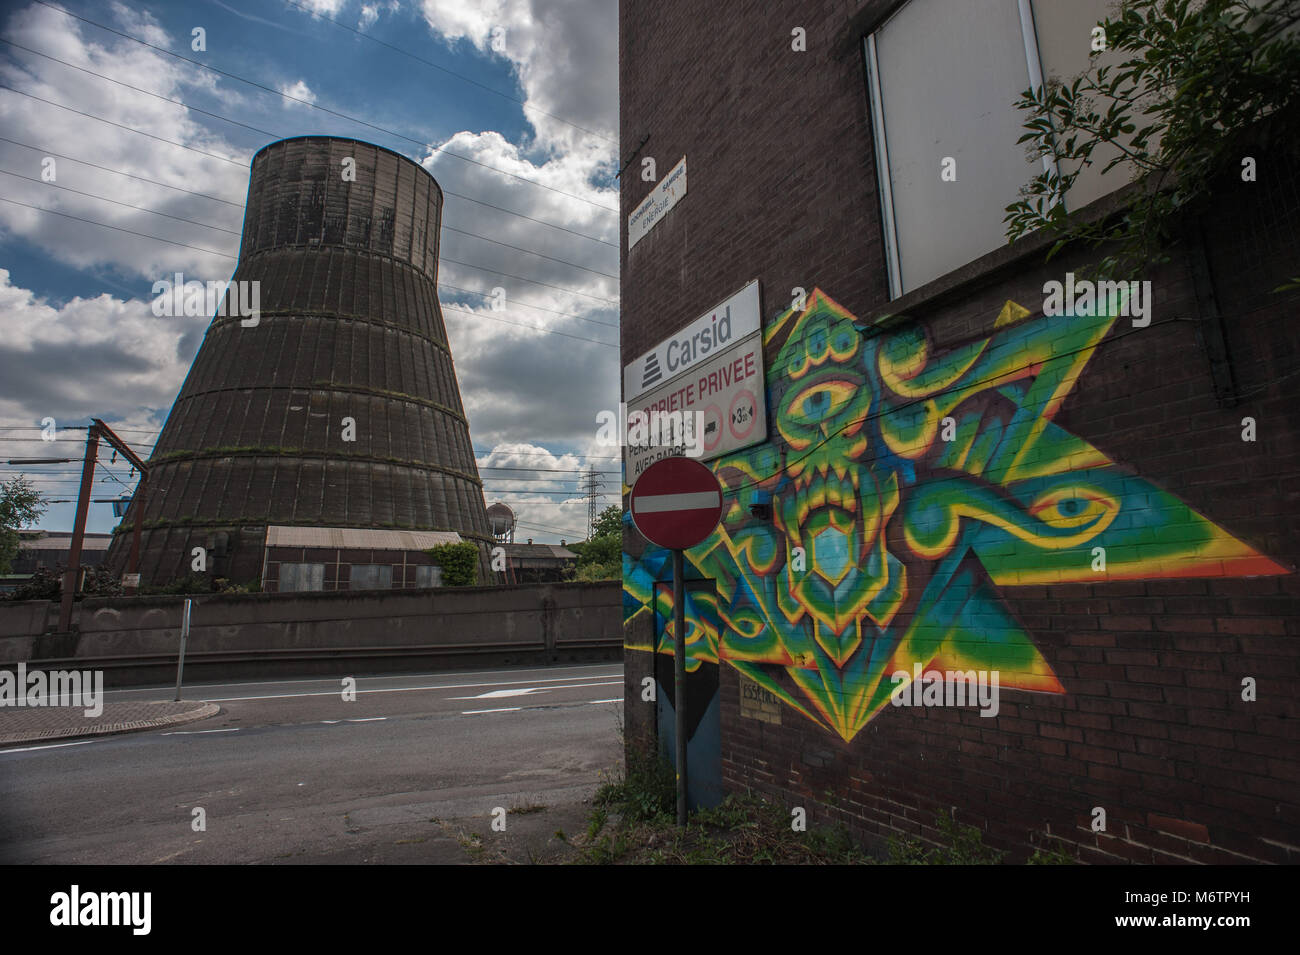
0,167,241,235
0,37,285,139
4,33,620,222
440,190,616,248
0,68,616,277
0,194,236,257
279,0,618,146
0,136,244,207
475,449,620,461
441,304,617,348
441,222,617,280
479,465,619,474
440,283,619,329
441,258,617,306
0,133,616,246
0,131,620,306
21,5,619,213
0,84,247,167
0,195,623,325
514,518,590,538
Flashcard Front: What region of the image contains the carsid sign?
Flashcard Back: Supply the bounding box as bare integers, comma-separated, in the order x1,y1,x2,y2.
624,281,761,402
623,281,767,484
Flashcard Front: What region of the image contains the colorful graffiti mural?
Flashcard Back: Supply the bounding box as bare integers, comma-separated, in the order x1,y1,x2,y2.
624,289,1288,742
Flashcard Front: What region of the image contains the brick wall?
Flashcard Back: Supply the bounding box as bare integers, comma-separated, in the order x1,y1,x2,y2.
621,0,1300,863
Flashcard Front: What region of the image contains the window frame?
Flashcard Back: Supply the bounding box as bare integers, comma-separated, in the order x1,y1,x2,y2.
863,0,1068,299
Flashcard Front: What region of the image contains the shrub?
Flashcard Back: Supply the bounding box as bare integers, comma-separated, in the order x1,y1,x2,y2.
426,542,480,587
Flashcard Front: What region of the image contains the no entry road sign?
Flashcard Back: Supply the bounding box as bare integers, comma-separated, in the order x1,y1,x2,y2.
629,456,724,550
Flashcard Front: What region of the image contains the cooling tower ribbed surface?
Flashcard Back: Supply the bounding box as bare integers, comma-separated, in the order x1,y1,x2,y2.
107,136,493,585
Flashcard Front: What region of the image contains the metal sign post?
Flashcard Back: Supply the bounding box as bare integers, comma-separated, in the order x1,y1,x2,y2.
671,548,688,825
628,456,725,827
173,597,191,702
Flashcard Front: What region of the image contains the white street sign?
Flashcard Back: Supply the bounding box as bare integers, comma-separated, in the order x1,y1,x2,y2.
627,156,687,251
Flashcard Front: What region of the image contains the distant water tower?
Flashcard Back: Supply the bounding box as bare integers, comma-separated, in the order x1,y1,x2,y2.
107,136,494,584
486,502,516,544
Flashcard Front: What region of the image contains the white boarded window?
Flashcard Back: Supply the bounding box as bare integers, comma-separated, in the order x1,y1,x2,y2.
866,0,1116,297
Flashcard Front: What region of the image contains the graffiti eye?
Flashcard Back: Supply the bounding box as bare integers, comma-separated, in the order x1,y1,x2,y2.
790,381,855,426
786,344,811,380
1029,488,1116,531
831,327,858,360
809,326,828,359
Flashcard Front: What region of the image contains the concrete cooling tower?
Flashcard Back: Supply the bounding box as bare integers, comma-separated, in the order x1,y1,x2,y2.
107,136,494,586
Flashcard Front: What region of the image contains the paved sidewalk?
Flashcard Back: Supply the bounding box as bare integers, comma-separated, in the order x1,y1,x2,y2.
0,700,220,746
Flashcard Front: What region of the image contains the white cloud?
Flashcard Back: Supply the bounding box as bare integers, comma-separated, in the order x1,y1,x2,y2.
0,269,203,412
419,0,617,158
277,79,317,106
290,0,348,16
0,3,248,284
477,442,615,542
0,268,202,514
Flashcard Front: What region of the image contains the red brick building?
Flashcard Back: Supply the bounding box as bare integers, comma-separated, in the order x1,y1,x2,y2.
620,0,1300,863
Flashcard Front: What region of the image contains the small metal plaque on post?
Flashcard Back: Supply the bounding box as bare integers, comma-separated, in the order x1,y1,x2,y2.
121,573,140,588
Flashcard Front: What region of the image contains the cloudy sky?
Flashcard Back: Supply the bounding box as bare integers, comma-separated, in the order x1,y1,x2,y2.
0,0,620,544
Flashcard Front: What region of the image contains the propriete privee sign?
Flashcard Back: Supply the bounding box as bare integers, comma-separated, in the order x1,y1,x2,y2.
623,280,761,402
621,281,767,484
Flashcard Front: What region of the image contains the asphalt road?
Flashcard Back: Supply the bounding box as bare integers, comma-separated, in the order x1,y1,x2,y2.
0,662,624,864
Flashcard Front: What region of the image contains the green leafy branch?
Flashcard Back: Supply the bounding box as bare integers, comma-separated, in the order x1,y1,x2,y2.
1005,0,1300,281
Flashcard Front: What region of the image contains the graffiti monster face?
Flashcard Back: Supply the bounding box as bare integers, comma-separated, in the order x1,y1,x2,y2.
625,291,1287,741
772,308,906,656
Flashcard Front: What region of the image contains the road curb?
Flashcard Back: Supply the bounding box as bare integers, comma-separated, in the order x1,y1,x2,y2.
0,701,221,747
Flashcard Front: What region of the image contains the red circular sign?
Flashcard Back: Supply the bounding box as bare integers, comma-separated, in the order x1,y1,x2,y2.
629,456,724,550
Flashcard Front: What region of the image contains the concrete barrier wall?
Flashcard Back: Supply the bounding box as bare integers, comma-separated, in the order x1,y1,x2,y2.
0,582,621,684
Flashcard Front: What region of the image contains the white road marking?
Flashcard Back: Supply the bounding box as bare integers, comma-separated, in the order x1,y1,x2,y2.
449,680,621,701
451,687,547,700
0,738,100,754
345,717,387,723
160,728,241,736
102,663,619,697
461,697,625,716
199,673,622,703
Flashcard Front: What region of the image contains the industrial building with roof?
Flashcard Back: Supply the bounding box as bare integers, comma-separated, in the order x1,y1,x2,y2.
105,136,495,590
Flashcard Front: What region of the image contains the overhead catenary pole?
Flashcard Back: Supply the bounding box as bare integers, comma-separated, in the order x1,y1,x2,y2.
58,425,100,633
126,473,146,594
91,419,150,594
